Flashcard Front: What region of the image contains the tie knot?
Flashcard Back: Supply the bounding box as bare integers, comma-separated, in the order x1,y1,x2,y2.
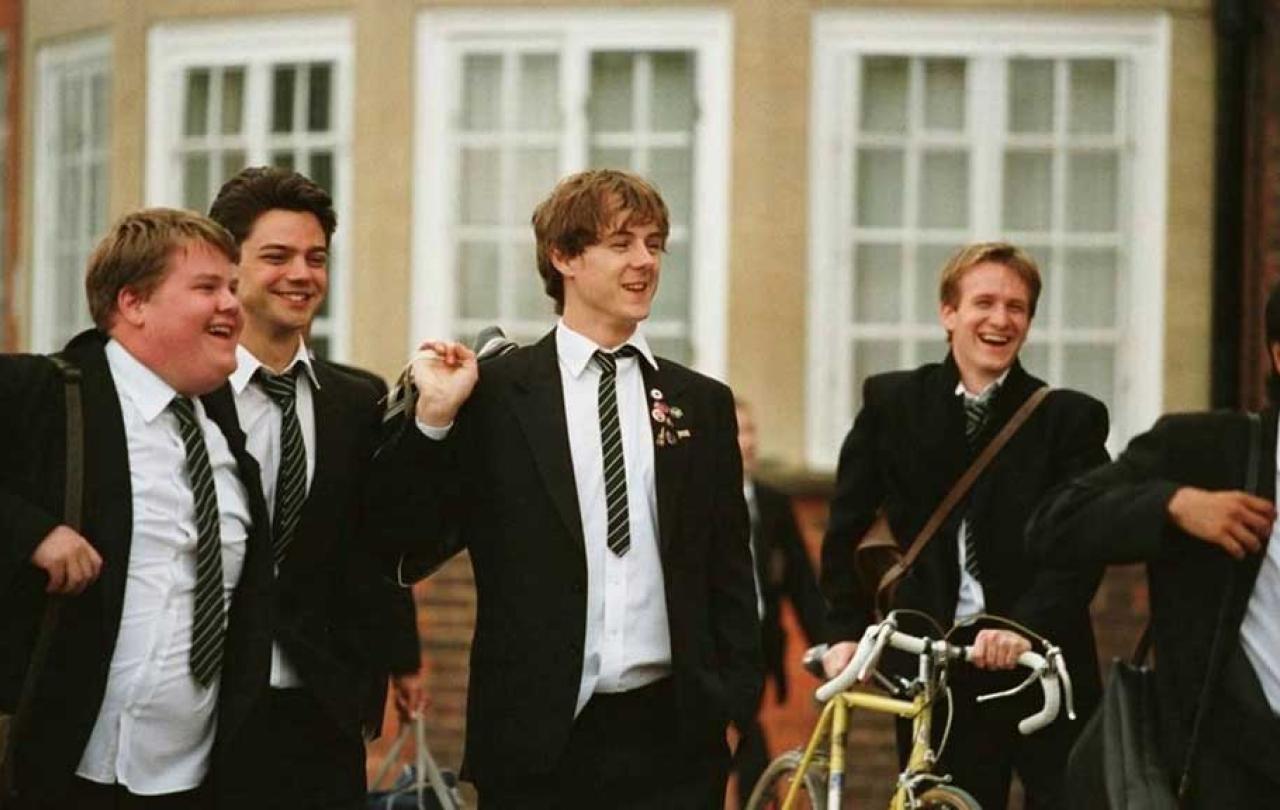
256,366,300,406
963,385,998,441
593,345,639,376
168,396,198,430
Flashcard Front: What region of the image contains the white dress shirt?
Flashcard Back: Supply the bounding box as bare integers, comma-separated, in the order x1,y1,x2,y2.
952,370,1009,622
1238,412,1280,716
556,322,672,715
229,342,320,688
77,340,251,795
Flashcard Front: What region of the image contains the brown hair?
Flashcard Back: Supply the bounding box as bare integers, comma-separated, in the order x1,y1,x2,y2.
209,166,336,246
938,241,1042,318
85,208,239,330
531,169,670,314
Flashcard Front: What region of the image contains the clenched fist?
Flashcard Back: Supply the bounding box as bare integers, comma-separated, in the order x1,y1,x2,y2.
31,525,102,595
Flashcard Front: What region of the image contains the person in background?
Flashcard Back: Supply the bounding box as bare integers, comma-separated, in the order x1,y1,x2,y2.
206,166,426,810
820,242,1110,809
731,397,828,803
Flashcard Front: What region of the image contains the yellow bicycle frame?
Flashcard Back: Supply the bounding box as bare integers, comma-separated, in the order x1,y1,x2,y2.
781,687,934,810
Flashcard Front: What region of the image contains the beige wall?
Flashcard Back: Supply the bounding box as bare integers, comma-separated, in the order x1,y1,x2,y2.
18,0,1217,468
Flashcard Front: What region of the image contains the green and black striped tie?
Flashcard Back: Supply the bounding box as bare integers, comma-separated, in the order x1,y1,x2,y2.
594,347,639,557
255,366,306,568
169,396,225,687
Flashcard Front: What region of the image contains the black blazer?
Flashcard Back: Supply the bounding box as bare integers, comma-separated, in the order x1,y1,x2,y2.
0,329,272,803
368,330,762,784
215,358,420,766
1027,408,1278,780
751,481,827,703
820,355,1110,712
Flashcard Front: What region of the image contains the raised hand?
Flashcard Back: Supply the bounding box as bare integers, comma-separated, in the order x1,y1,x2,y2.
821,640,859,680
31,525,102,595
411,340,479,428
1168,487,1274,559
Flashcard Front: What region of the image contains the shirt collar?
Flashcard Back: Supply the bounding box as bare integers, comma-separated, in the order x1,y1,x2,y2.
105,338,180,424
555,319,658,379
954,367,1010,400
231,340,320,394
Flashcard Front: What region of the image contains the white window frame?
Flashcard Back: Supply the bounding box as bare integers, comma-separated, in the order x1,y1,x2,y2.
146,15,354,360
414,8,732,379
807,10,1170,468
31,34,111,353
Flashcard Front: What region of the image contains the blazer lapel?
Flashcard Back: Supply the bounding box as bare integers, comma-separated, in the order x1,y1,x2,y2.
511,332,586,550
640,359,691,556
65,331,133,645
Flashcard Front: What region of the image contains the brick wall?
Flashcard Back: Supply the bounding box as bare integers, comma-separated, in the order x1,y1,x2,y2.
368,493,1149,809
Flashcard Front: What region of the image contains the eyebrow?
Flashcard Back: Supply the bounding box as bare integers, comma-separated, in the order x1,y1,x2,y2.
257,242,327,253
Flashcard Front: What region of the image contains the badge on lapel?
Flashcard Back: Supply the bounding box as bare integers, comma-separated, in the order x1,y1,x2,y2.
650,388,692,447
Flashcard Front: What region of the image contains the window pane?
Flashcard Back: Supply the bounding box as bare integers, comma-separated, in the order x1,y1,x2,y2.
221,67,245,135
1066,152,1118,232
652,52,695,130
590,52,633,131
224,149,246,181
461,54,502,131
916,242,960,324
460,147,501,225
650,147,693,225
918,338,948,365
272,66,296,133
308,335,330,359
919,151,968,228
1021,342,1049,380
1008,59,1054,134
512,148,559,224
649,336,692,366
308,63,332,132
184,69,210,137
1068,59,1116,135
89,162,108,234
860,56,908,133
310,151,334,194
651,239,690,322
513,241,549,319
1064,345,1114,405
1063,247,1118,328
517,54,559,130
852,340,901,410
57,167,81,234
91,72,109,146
183,153,210,211
458,241,499,319
923,58,965,131
856,148,904,227
852,243,901,323
589,146,631,169
271,150,296,171
1002,151,1052,231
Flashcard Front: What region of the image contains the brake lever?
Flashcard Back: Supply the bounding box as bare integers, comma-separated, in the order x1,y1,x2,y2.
974,667,1041,705
1046,646,1076,720
857,622,895,682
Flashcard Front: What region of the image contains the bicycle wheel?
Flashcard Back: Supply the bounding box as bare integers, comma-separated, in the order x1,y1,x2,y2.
916,784,981,809
743,750,827,810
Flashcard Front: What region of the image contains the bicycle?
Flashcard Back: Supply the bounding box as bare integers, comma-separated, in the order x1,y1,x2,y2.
744,611,1075,810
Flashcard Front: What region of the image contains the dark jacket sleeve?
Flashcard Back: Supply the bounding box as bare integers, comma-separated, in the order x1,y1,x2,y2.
1027,414,1186,567
820,376,886,642
766,487,828,645
1007,391,1111,634
0,356,62,590
711,384,764,728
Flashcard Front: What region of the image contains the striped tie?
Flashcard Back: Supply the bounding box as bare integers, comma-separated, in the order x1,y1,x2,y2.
595,347,639,557
255,366,306,568
961,385,997,581
169,396,226,687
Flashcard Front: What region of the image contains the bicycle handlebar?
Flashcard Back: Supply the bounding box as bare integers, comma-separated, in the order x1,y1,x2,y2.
812,622,1064,735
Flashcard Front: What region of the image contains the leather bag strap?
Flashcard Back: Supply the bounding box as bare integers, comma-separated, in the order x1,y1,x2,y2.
876,385,1052,600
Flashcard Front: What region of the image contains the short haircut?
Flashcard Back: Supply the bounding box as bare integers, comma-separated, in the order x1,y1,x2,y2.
85,208,239,330
208,165,336,247
531,169,670,314
938,242,1043,318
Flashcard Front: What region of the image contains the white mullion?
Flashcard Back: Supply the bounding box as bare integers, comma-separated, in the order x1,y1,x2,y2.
562,39,588,172
497,50,519,324
77,67,93,258
633,52,652,175
295,64,310,171
838,50,860,430
1047,58,1070,385
901,56,923,367
971,55,1002,239
244,61,269,166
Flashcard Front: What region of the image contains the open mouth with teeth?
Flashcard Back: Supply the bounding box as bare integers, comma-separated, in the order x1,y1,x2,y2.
275,290,316,305
207,323,236,339
621,281,650,294
978,334,1012,346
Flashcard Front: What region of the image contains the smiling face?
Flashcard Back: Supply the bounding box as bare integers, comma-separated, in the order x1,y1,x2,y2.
554,210,663,347
114,240,242,396
940,261,1032,390
235,209,328,346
